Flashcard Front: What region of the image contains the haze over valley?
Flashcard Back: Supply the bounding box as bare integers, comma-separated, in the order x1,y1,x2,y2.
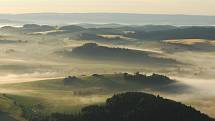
0,12,215,121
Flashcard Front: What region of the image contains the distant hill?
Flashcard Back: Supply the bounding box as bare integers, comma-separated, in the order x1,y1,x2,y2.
22,24,55,32
162,39,215,52
1,13,215,25
59,25,85,31
44,92,215,121
2,23,215,42
69,43,178,66
0,24,56,33
118,25,178,32
125,26,215,40
0,26,21,33
76,23,124,28
50,25,215,41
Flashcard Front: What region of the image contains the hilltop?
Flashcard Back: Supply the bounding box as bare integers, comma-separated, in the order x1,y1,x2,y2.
40,92,215,121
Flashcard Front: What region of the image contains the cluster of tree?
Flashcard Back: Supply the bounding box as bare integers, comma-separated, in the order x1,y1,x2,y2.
123,72,174,85
26,92,214,121
63,76,81,85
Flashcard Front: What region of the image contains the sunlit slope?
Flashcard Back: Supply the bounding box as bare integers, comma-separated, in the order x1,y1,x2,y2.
0,73,185,116
162,39,215,52
1,73,185,93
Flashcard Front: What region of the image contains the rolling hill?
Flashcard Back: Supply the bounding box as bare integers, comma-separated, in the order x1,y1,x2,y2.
1,73,186,94
2,24,215,42
0,73,188,121
125,26,215,40
67,43,179,66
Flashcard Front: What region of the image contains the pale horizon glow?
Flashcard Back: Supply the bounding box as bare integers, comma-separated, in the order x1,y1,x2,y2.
0,0,215,15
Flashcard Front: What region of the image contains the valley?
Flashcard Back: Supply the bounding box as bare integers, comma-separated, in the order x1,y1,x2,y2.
0,23,215,120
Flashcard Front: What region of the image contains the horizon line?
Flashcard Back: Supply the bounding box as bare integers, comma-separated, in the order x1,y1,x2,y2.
0,12,215,17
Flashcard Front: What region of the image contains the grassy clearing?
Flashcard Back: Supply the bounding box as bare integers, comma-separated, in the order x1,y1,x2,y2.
163,39,209,45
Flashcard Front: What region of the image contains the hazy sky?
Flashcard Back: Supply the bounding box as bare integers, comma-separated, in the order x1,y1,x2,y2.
0,0,215,15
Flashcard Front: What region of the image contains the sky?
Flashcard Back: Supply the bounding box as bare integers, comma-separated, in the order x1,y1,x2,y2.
0,0,215,15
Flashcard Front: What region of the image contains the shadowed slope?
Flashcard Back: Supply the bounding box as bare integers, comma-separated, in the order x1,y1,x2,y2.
47,92,215,121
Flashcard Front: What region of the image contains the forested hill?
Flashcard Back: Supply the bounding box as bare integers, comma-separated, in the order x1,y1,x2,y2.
125,27,215,40
43,92,215,121
70,43,178,65
2,23,215,41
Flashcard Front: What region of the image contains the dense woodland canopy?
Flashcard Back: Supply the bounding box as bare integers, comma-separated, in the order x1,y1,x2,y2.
24,92,215,121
